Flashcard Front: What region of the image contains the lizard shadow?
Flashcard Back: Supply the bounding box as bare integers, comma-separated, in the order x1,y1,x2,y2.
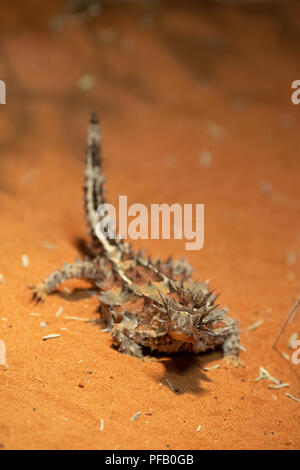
51,288,98,302
149,349,223,395
73,237,95,259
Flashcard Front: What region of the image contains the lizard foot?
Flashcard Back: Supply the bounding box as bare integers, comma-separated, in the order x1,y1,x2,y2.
224,354,245,368
29,283,48,302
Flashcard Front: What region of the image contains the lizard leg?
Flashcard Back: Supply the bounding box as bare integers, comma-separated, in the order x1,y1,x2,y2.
110,320,144,359
31,260,103,302
222,319,241,366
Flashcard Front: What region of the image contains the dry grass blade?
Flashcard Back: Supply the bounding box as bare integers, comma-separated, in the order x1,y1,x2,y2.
285,393,300,402
269,383,290,390
288,333,298,348
42,242,58,250
22,254,29,267
281,352,290,361
255,366,281,384
273,295,300,350
248,319,264,331
166,378,179,393
42,334,60,341
61,316,91,322
55,306,63,317
130,412,142,422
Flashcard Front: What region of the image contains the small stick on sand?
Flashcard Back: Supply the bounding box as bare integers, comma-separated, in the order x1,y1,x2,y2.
21,254,29,268
285,393,300,402
42,242,58,250
55,306,63,317
61,316,91,322
100,419,104,431
166,378,178,393
130,412,142,422
255,366,281,385
42,334,60,341
288,333,298,349
0,340,6,366
196,425,202,432
248,319,264,331
272,295,300,382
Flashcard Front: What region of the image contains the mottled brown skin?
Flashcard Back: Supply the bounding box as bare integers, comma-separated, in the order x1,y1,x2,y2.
32,113,240,363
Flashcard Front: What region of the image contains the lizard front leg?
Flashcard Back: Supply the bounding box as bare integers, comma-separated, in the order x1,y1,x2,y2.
31,259,103,302
110,320,144,359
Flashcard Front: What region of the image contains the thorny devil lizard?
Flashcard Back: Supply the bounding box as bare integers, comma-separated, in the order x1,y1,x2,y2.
32,113,240,365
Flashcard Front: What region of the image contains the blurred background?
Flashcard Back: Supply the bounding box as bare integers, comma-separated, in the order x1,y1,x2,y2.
1,0,300,278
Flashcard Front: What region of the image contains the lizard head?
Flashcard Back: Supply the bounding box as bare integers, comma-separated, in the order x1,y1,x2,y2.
159,282,219,344
168,310,205,343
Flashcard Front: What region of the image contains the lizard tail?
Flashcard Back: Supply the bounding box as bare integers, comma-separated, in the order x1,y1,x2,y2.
84,113,131,261
84,111,105,242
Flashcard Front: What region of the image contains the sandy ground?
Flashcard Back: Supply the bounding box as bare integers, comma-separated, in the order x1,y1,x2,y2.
0,0,300,450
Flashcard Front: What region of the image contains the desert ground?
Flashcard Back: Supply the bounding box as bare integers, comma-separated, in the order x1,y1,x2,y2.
0,0,299,450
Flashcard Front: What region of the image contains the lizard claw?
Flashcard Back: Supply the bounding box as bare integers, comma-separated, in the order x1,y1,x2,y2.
224,354,244,368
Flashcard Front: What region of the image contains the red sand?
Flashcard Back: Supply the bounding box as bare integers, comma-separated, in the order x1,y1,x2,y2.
0,0,300,450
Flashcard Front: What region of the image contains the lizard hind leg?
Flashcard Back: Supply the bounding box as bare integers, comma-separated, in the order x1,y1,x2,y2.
30,260,103,302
